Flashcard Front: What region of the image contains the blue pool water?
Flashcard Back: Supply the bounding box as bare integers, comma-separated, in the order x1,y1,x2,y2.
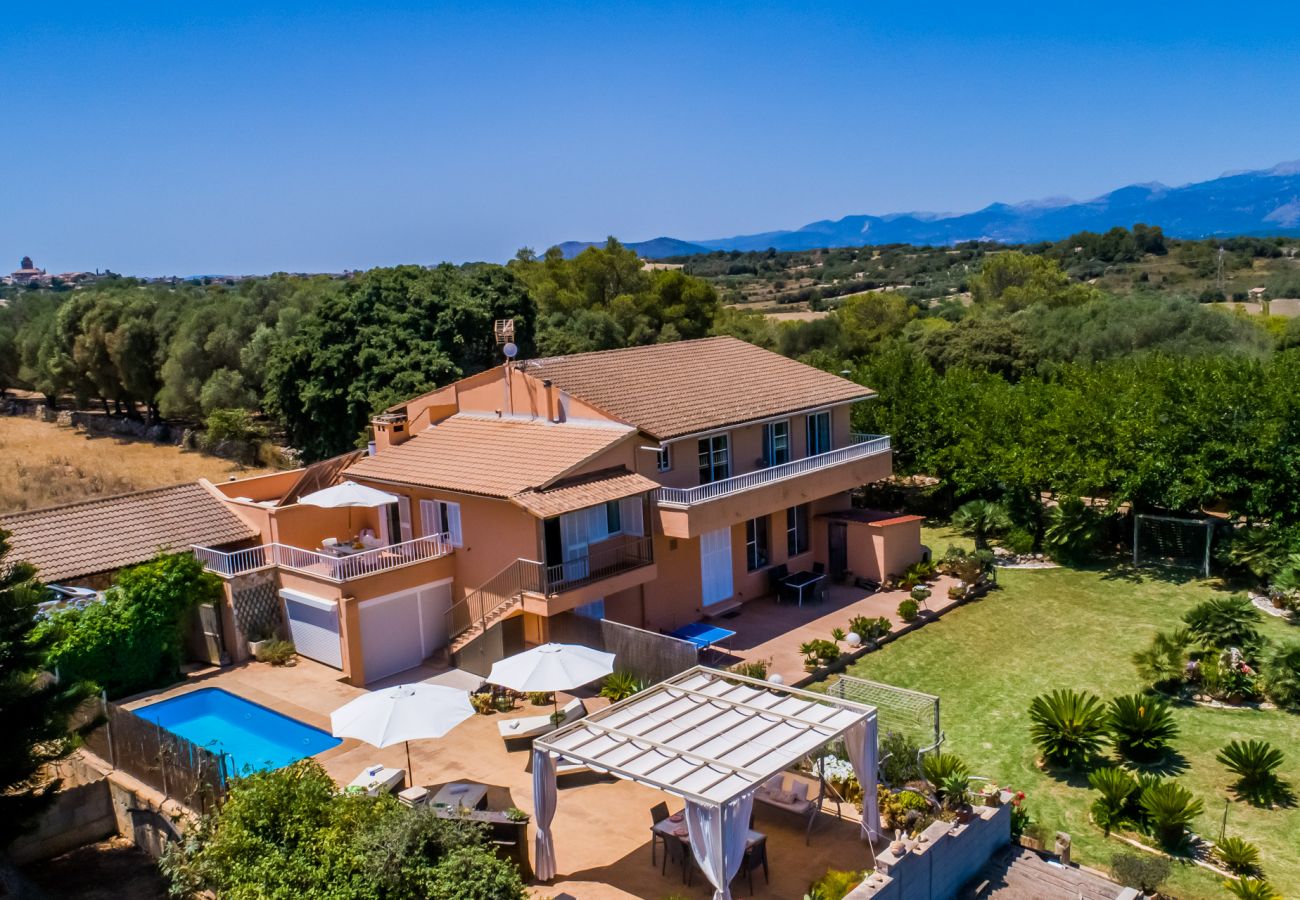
137,688,341,775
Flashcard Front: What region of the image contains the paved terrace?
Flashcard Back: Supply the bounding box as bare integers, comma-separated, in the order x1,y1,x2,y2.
716,576,964,684
129,658,887,899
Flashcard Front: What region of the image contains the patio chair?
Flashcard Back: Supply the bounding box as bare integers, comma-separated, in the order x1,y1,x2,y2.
497,697,586,743
649,801,670,866
812,561,825,576
736,839,769,894
767,564,793,603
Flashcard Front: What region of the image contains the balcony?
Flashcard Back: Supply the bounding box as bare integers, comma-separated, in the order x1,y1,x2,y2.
192,534,453,584
654,433,892,538
541,535,655,596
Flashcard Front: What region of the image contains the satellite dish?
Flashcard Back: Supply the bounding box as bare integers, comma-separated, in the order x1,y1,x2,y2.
503,342,519,359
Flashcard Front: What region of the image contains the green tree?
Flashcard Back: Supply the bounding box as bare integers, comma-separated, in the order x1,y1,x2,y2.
970,251,1098,310
0,531,94,847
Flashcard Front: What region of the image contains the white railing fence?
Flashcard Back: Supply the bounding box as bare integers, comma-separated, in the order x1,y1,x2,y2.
191,533,452,582
655,433,891,507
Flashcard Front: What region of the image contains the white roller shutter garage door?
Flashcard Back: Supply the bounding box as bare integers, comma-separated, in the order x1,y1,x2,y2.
280,589,343,669
359,581,453,683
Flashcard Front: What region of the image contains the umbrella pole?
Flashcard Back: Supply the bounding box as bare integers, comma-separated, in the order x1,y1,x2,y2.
405,740,413,788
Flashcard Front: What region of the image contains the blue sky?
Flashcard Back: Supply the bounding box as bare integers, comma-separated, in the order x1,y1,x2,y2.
5,1,1300,275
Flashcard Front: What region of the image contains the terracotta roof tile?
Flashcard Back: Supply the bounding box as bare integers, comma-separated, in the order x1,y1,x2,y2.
344,414,634,497
527,336,873,440
0,482,258,582
510,468,658,517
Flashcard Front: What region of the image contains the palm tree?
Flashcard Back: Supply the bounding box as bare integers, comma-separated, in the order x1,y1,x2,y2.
952,499,1011,551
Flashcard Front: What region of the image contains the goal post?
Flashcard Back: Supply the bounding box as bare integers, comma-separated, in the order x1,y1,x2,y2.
1132,513,1215,578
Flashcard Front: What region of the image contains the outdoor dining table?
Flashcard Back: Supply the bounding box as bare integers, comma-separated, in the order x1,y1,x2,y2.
782,570,824,606
670,622,736,661
651,815,767,885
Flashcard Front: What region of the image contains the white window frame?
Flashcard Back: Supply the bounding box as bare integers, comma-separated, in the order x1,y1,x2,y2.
786,504,809,557
763,420,790,467
420,498,463,547
656,444,672,472
698,433,730,484
745,516,769,572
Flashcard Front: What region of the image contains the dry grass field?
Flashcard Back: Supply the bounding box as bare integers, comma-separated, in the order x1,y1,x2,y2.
0,416,274,514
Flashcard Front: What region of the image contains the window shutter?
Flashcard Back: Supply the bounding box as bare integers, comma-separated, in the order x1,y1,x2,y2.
419,499,439,536
445,502,463,547
620,496,644,536
397,496,413,542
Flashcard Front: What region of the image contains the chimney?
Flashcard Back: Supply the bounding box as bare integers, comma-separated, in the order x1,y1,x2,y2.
543,379,556,422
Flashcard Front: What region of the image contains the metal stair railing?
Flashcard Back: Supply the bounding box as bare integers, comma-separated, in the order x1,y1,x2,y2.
445,557,544,644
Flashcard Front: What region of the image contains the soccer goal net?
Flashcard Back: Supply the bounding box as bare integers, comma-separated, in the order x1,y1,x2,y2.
826,675,941,753
1132,513,1215,577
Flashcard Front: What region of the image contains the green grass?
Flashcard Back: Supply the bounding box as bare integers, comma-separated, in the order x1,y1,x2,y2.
835,524,1300,900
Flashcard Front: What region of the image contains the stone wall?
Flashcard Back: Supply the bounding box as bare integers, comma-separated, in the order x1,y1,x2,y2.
7,778,117,865
847,798,1011,899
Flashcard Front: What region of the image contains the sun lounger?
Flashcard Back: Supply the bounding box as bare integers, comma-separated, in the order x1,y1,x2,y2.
497,698,586,742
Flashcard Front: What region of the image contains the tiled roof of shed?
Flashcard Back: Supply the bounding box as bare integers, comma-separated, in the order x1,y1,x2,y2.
0,482,258,582
344,414,634,498
510,468,658,517
526,336,873,440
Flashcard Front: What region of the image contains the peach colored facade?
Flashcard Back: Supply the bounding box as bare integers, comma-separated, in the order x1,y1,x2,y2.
199,345,919,684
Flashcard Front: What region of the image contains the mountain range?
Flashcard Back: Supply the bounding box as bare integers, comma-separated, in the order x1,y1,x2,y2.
557,161,1300,258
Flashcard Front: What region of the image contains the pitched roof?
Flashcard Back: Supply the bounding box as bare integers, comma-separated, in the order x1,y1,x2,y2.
527,336,872,440
279,450,366,506
344,414,634,498
510,468,658,518
0,482,258,583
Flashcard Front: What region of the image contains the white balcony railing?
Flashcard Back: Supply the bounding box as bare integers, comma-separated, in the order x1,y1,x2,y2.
192,533,453,583
654,433,891,508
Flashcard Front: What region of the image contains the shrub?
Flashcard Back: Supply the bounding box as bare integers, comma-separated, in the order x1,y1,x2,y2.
877,786,934,833
1260,640,1300,711
799,639,841,666
848,615,891,643
728,659,769,680
1107,694,1178,762
938,772,971,810
921,751,968,788
200,408,269,460
1183,595,1263,652
897,598,920,622
470,693,495,715
1215,836,1262,876
599,670,645,702
1088,767,1138,834
952,499,1011,551
898,560,935,590
254,638,296,666
1216,740,1285,802
1220,524,1300,582
527,691,553,706
1027,689,1108,769
1044,496,1104,564
36,553,222,698
1137,780,1203,849
877,731,923,786
909,584,931,603
805,868,863,900
1110,852,1171,894
1132,628,1192,692
1223,877,1284,900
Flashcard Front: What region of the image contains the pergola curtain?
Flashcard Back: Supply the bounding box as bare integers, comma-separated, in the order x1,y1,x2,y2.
685,791,755,900
532,748,558,881
844,715,880,841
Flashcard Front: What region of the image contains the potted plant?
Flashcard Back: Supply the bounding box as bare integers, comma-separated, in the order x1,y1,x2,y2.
246,626,273,659
504,806,530,823
978,783,1003,807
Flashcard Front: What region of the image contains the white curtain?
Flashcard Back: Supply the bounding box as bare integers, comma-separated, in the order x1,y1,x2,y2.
532,748,558,881
559,511,590,581
844,715,880,842
685,792,754,900
619,495,644,536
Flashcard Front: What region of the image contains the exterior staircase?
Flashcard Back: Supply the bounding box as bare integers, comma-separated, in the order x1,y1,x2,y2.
446,558,543,656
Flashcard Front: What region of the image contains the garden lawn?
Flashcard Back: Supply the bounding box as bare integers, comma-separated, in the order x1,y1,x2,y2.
836,524,1300,900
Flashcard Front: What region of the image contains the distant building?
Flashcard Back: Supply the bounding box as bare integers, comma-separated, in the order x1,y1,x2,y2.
11,256,46,285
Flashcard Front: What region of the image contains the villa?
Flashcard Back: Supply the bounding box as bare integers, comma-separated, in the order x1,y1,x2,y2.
191,336,922,685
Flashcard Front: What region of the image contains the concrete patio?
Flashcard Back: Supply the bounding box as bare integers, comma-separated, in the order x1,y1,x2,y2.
127,658,885,899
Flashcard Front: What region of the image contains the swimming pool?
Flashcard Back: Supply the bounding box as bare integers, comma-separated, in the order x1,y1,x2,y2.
136,688,341,774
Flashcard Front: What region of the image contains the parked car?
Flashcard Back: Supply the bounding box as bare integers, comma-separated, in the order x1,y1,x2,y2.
36,584,104,619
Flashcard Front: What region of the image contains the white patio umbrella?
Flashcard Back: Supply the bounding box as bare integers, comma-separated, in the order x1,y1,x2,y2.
487,643,615,717
330,683,474,786
297,480,398,537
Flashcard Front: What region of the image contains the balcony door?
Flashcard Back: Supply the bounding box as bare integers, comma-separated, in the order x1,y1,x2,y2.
763,420,790,467
698,434,730,484
806,411,832,456
700,527,734,607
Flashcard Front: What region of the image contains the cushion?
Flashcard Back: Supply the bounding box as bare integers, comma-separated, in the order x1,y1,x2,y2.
764,774,785,794
770,790,795,804
790,781,809,802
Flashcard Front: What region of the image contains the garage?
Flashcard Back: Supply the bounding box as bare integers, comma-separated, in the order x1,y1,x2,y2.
358,580,453,683
280,589,343,669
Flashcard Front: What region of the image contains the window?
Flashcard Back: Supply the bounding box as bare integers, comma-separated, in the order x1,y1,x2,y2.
745,516,769,571
787,504,810,557
656,444,672,472
698,434,730,484
419,498,463,547
763,420,790,467
605,500,622,535
806,411,832,456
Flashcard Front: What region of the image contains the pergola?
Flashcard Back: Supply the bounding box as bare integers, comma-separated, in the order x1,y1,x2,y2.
532,666,879,899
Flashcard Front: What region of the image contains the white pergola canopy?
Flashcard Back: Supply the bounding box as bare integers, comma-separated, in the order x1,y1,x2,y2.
531,666,879,897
